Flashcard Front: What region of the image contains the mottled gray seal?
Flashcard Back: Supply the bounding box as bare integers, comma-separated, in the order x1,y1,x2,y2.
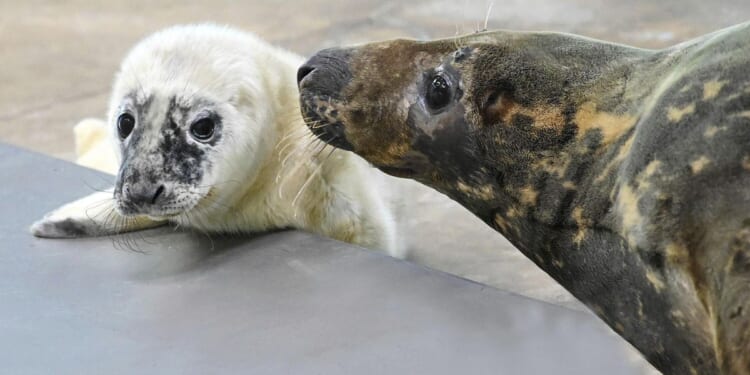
298,22,750,374
31,24,402,257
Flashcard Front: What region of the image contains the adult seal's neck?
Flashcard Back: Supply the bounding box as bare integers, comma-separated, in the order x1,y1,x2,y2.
447,32,668,239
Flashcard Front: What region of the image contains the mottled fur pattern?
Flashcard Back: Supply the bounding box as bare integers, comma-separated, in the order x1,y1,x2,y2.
31,24,402,257
299,22,750,374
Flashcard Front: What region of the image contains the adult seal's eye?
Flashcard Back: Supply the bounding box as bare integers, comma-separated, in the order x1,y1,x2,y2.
425,75,452,110
117,113,135,139
190,118,215,141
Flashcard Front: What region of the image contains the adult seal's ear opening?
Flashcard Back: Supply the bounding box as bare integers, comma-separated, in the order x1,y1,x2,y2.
299,22,750,374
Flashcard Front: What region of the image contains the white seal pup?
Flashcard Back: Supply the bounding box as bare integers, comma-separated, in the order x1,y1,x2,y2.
30,24,402,257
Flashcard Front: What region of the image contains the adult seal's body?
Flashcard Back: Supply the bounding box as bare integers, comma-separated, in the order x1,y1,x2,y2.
31,24,401,257
298,22,750,374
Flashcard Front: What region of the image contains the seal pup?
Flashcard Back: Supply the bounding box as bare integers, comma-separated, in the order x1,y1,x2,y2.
31,24,402,258
298,22,750,374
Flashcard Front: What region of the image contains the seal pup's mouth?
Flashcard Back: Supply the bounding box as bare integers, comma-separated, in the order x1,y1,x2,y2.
114,184,206,220
116,201,194,220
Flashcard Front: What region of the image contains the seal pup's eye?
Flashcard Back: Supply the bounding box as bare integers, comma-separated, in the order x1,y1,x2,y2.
190,118,215,141
425,75,452,110
117,113,135,139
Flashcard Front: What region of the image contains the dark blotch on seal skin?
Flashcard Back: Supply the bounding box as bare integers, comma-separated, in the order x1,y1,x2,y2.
114,93,222,216
299,22,750,374
39,218,90,237
30,216,103,238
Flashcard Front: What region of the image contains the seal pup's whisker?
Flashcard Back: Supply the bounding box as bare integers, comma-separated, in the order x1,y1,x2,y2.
184,207,216,252
276,127,314,159
282,137,330,211
280,141,324,193
291,161,324,219
84,198,116,212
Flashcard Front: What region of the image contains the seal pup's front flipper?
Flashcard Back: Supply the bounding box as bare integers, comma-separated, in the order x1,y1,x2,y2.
30,188,165,238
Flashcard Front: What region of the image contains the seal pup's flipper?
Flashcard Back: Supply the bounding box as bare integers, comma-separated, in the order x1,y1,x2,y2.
30,188,165,238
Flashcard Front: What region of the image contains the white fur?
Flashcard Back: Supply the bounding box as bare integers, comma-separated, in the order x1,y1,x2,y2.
31,24,403,258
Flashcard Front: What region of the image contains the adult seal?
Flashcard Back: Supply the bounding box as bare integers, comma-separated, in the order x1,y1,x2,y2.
31,24,402,257
298,22,750,374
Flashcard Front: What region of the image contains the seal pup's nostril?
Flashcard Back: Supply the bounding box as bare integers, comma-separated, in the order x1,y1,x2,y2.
151,185,165,204
297,65,316,86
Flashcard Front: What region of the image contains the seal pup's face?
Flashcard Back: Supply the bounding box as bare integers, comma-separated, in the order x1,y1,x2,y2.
298,36,494,189
111,92,225,218
108,25,276,220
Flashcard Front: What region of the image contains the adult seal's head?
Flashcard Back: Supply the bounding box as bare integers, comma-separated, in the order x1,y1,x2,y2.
300,23,750,373
108,24,276,219
297,41,479,183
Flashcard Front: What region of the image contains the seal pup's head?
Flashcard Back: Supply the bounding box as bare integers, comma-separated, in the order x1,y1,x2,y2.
108,24,298,220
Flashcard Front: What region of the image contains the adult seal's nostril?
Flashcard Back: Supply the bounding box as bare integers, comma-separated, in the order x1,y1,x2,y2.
296,48,353,95
296,65,315,86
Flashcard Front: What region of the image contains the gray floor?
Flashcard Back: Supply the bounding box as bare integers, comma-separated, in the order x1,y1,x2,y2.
0,143,649,375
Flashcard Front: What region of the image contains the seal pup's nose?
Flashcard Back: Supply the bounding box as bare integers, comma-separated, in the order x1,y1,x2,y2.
297,48,352,93
122,183,166,208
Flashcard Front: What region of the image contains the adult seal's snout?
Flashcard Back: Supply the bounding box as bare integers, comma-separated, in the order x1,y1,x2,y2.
297,48,352,95
298,48,356,151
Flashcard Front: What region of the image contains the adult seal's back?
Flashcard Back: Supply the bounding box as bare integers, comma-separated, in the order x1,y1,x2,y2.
31,24,402,257
298,22,750,374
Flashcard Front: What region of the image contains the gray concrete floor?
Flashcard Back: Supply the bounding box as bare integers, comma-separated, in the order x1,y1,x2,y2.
3,2,750,372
